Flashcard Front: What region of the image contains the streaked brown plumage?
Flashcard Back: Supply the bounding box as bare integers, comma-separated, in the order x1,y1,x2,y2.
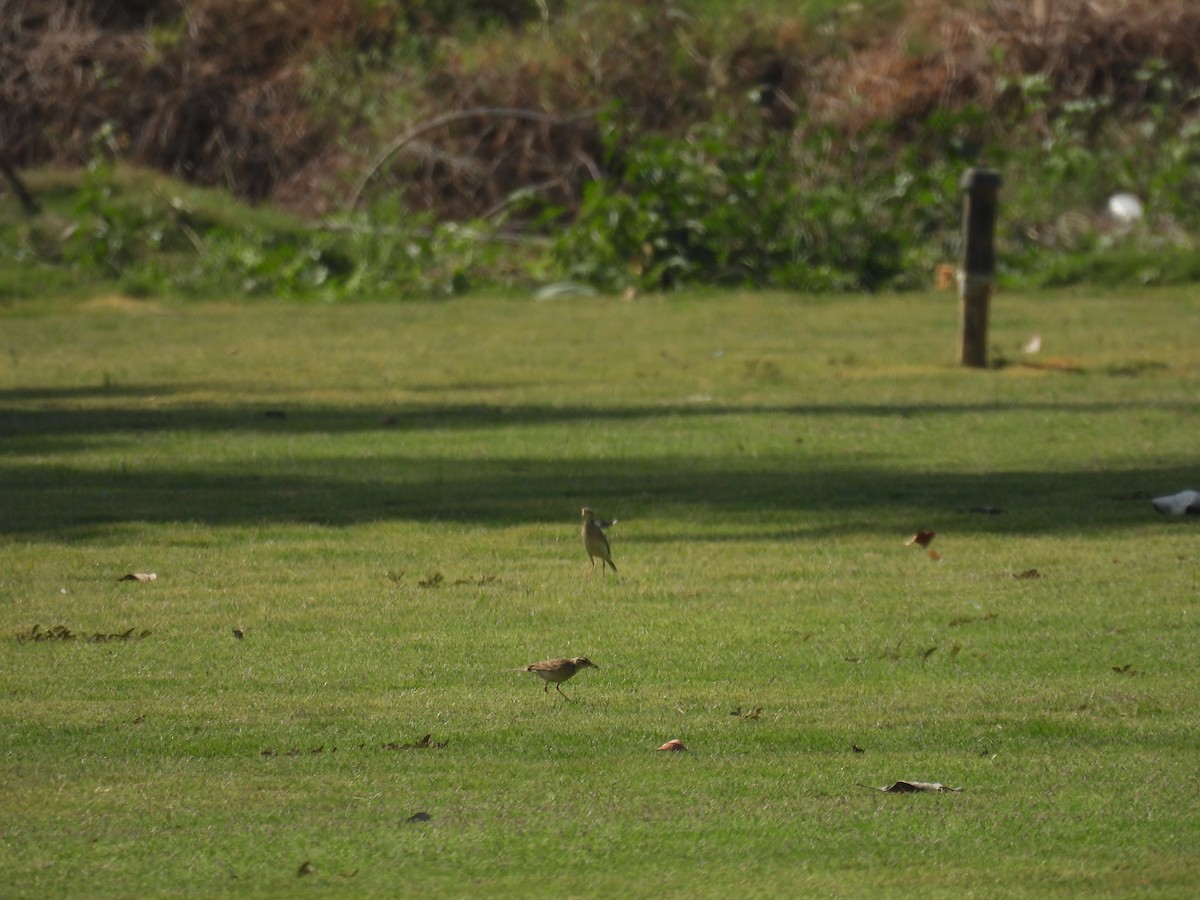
581,507,617,576
517,656,598,700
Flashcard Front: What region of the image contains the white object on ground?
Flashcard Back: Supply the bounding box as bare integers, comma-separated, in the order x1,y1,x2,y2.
1151,490,1200,516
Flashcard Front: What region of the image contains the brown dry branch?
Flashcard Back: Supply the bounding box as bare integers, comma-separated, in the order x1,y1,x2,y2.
350,106,602,211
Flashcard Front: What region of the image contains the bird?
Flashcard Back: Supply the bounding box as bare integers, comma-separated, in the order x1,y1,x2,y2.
1151,490,1200,517
581,507,617,576
516,657,598,701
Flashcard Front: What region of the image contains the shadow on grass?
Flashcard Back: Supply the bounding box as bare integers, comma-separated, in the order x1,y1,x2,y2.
1,395,1192,537
3,392,1199,438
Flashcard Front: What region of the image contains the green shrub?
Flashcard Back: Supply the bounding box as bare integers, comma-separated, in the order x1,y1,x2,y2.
554,118,964,293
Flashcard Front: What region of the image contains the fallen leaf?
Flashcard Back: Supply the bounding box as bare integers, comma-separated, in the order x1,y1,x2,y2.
100,627,148,643
119,572,157,583
861,781,963,793
1014,568,1042,579
926,549,942,561
905,530,935,548
657,739,687,752
406,811,432,824
921,646,938,660
948,612,998,627
16,624,73,643
383,734,447,751
296,861,315,877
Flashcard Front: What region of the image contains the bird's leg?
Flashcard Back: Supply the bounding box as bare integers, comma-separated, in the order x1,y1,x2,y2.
555,683,573,702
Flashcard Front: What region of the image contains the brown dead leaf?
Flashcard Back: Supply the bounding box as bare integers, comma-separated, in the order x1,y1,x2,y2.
926,549,942,561
92,627,150,643
948,612,998,627
1014,568,1042,579
16,624,73,643
119,572,157,582
905,530,935,548
406,811,432,823
657,739,687,751
384,734,447,750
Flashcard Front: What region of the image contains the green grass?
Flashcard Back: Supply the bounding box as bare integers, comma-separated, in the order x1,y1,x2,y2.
2,288,1199,897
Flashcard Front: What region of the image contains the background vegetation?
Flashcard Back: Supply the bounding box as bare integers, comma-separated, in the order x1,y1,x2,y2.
3,0,1200,298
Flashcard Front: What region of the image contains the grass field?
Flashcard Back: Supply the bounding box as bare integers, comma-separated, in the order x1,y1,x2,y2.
2,288,1198,897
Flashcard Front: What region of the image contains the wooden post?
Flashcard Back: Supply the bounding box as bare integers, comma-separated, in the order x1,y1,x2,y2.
958,168,1002,368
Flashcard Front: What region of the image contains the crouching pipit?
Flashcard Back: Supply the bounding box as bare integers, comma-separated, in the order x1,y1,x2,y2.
581,507,617,577
516,657,598,701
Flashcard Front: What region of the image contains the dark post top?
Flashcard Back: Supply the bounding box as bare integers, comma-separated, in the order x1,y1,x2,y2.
960,168,1003,278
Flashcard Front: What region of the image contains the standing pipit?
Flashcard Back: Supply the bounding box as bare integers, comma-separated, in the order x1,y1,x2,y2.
581,507,617,576
516,657,598,701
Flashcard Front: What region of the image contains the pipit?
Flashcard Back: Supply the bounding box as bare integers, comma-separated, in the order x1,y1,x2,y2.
581,507,617,576
517,656,598,701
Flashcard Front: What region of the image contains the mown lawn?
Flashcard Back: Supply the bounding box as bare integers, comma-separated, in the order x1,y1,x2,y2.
1,288,1198,898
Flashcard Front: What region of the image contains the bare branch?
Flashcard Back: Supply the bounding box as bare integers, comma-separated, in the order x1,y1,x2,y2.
350,106,602,211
